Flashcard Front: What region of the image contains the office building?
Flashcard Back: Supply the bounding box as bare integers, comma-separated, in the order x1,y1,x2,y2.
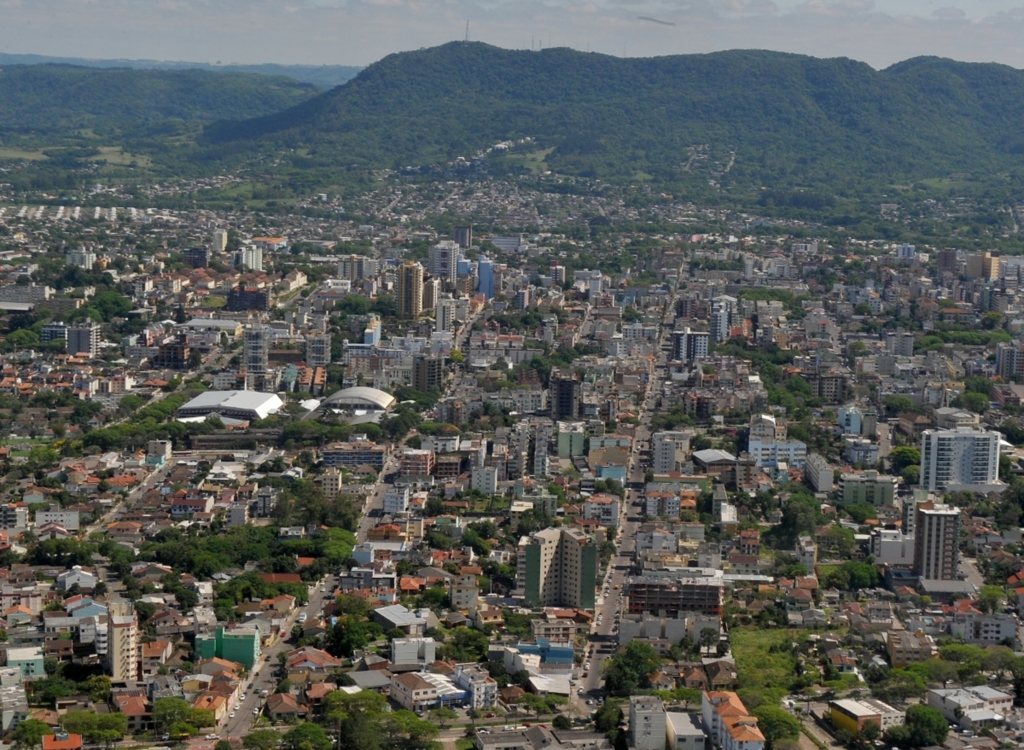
306,334,332,368
552,372,581,420
454,226,473,249
630,696,667,750
517,527,597,609
477,256,495,299
107,602,139,682
429,241,459,284
182,247,209,268
67,323,101,358
914,501,961,581
413,355,445,394
919,427,1001,492
671,328,709,362
397,261,424,318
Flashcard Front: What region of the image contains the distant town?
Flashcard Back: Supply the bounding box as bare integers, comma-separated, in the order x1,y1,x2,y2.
0,172,1021,750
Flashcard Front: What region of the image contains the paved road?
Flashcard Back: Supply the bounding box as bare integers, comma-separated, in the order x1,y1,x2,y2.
219,576,338,737
579,286,677,698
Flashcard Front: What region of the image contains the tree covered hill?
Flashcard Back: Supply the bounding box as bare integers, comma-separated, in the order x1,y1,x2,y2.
0,64,321,133
201,43,1024,186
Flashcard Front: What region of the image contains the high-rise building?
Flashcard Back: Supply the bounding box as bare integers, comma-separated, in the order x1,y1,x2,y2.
413,355,445,394
996,343,1024,382
182,247,209,268
436,298,458,334
550,264,566,286
919,427,1001,492
306,334,332,368
397,261,424,318
66,247,97,269
227,285,272,311
477,256,495,299
671,328,709,362
243,327,269,377
517,527,597,609
337,255,379,280
913,501,961,581
625,576,725,617
363,315,382,345
422,277,441,312
454,226,473,249
107,602,139,681
429,241,459,284
212,229,229,254
652,431,692,475
67,323,101,358
551,372,581,420
710,299,732,342
937,249,958,274
40,322,68,344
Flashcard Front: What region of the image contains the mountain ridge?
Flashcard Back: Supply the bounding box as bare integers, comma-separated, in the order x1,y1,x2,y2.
200,42,1024,186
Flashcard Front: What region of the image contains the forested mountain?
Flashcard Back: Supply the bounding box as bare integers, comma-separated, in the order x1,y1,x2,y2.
202,43,1024,186
0,65,320,133
0,53,362,89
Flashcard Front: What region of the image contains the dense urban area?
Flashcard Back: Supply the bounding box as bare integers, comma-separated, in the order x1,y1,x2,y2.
0,164,1023,750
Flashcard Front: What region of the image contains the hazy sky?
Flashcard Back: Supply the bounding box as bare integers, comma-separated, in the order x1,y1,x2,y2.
1,0,1023,69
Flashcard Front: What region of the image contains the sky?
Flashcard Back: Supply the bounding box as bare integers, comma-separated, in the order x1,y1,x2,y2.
0,0,1023,70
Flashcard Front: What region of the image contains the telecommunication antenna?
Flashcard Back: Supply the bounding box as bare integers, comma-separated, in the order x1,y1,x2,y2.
465,21,470,42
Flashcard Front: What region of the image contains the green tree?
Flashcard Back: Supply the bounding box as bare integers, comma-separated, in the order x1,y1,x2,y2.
594,702,624,733
553,715,573,730
885,705,948,748
12,719,54,750
153,697,193,732
604,641,661,696
978,585,1005,614
281,723,332,750
889,446,921,473
430,707,458,730
244,730,283,750
752,706,801,750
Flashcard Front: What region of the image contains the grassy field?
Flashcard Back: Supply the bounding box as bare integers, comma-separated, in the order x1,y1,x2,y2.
501,147,555,174
0,147,47,161
731,627,801,707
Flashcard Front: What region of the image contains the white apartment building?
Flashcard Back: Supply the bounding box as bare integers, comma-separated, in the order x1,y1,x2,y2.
652,431,693,475
630,696,667,750
920,427,1002,492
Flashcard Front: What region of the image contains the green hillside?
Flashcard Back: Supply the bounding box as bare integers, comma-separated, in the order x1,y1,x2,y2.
202,43,1024,187
0,64,321,133
0,53,362,89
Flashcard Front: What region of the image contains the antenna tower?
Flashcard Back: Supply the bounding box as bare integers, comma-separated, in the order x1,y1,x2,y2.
465,21,470,42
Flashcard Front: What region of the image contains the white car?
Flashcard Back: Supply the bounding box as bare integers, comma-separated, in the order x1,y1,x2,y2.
229,712,236,719
584,662,591,670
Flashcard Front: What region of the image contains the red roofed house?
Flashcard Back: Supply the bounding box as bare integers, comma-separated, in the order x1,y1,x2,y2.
43,733,82,750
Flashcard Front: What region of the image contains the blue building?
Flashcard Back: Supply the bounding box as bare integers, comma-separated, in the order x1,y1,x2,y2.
477,256,494,300
516,638,574,665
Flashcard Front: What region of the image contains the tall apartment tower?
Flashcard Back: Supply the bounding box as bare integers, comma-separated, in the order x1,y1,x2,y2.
652,431,692,475
243,326,270,379
436,298,458,334
671,328,709,362
454,226,473,249
306,334,332,368
240,245,264,272
107,602,139,682
919,427,1001,492
337,255,379,281
413,355,445,394
67,323,101,358
212,229,229,254
710,299,732,342
429,241,459,284
477,256,495,300
516,527,597,609
551,372,581,420
422,277,441,312
396,261,424,318
913,501,961,580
